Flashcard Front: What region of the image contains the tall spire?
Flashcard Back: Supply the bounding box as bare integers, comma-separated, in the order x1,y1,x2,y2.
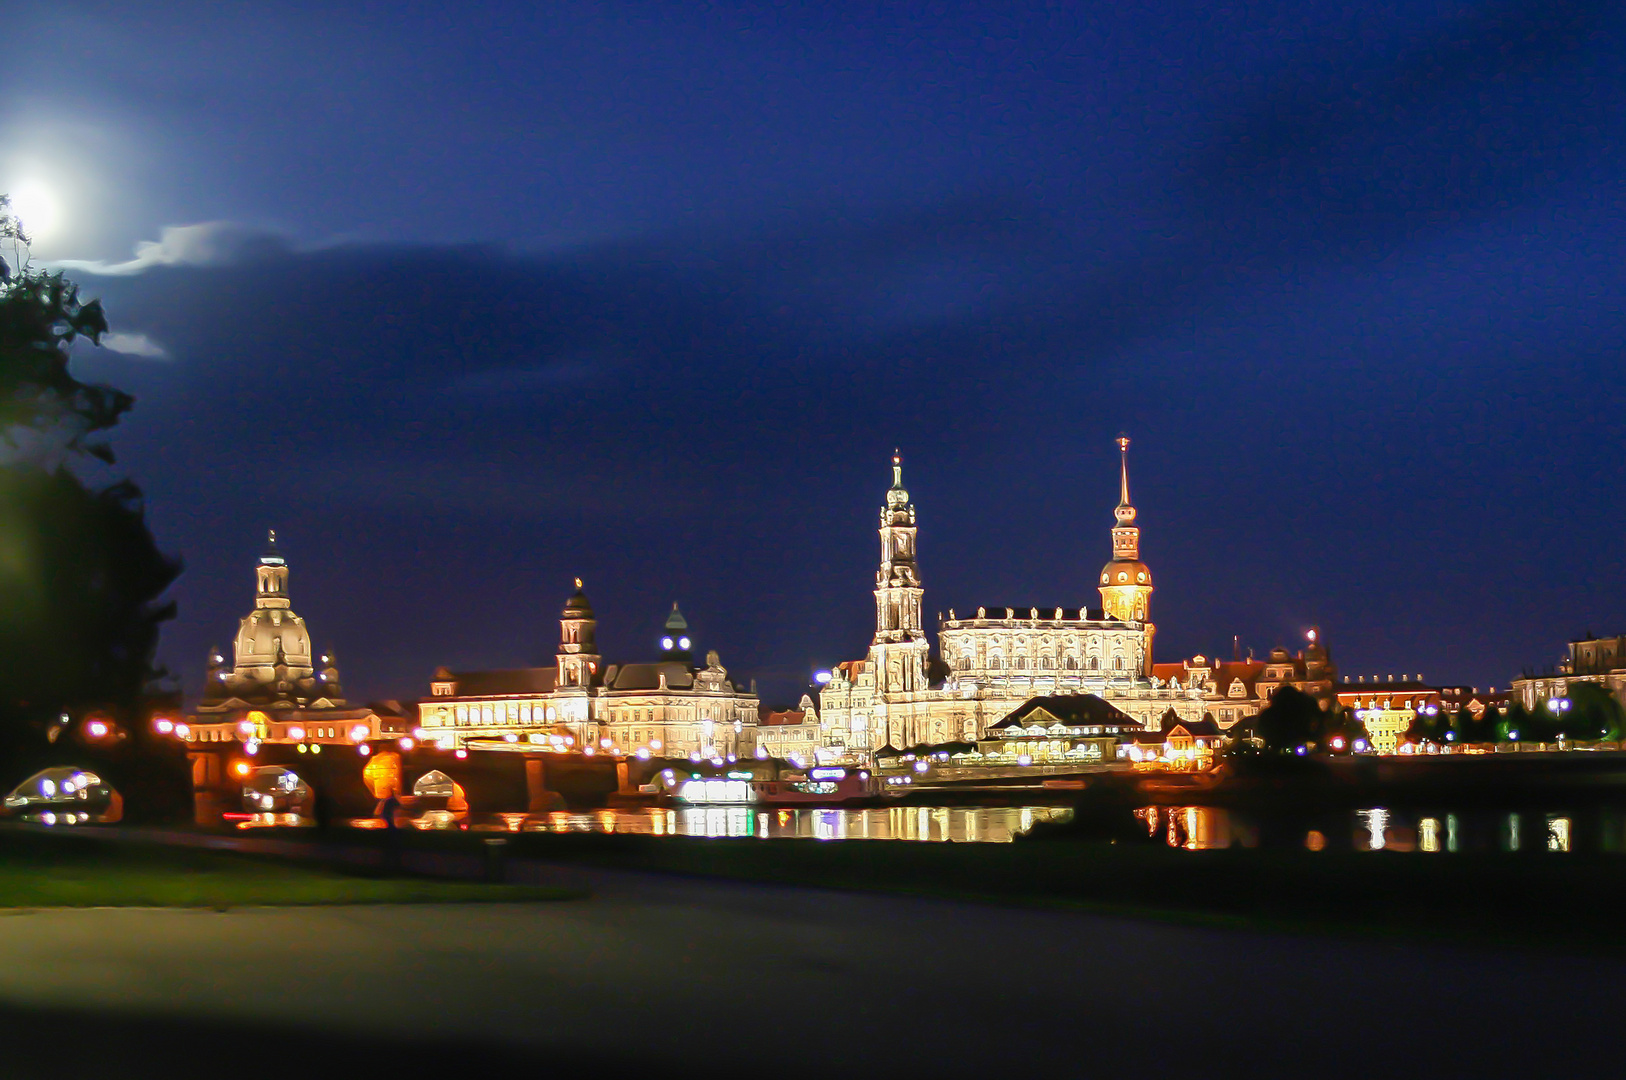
1115,434,1135,526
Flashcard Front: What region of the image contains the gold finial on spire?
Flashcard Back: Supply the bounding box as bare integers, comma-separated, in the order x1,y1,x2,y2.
268,528,277,545
574,576,584,590
1116,434,1132,508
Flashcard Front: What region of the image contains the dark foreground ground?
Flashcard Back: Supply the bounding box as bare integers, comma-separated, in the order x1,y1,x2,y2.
3,824,1626,1077
0,862,1622,1080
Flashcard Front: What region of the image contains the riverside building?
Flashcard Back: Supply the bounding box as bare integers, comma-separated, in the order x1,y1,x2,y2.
417,586,760,760
186,532,405,748
817,439,1205,758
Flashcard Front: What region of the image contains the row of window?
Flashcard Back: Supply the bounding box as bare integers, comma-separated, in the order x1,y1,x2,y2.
964,655,1131,672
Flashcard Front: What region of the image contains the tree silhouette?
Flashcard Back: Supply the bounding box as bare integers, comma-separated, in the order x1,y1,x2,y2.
0,196,182,803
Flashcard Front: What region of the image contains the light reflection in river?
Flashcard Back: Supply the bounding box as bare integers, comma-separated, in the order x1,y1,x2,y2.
1133,805,1588,853
479,805,1070,842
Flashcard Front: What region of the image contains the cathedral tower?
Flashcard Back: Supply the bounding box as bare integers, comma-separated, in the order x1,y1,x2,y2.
870,451,928,695
1099,437,1155,668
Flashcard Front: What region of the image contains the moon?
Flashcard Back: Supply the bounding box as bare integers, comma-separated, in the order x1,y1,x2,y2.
7,180,62,243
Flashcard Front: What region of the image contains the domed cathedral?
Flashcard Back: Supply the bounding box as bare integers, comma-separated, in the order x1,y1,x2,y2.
417,583,759,760
198,531,347,713
818,439,1204,759
186,532,407,750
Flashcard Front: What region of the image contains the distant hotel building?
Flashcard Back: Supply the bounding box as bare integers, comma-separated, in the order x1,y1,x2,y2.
818,439,1206,755
1513,632,1626,712
417,585,760,760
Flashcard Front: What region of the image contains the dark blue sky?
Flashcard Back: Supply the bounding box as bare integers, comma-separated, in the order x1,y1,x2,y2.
6,0,1625,705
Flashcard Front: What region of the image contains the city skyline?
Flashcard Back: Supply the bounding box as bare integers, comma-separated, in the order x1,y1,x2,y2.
7,2,1623,707
184,438,1553,709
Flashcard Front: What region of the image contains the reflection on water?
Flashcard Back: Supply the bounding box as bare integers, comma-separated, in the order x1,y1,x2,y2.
481,806,1071,842
1132,805,1604,854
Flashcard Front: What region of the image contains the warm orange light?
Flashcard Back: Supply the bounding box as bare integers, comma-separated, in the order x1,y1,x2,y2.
232,761,251,778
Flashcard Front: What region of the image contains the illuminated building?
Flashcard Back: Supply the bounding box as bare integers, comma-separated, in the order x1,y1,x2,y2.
818,439,1205,758
1513,632,1626,712
1152,655,1264,730
972,696,1141,766
418,584,759,759
1127,713,1224,769
187,532,403,746
752,696,823,762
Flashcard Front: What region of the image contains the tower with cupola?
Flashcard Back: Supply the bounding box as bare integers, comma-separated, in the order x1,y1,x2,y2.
1098,436,1155,670
556,578,600,689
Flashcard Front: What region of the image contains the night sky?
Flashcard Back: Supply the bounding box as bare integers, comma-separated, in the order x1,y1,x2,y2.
6,1,1625,707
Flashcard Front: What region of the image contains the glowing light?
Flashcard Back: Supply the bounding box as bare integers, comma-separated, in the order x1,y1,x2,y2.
814,670,832,684
662,637,674,650
651,739,662,750
86,721,108,738
350,725,370,742
40,779,56,797
679,637,691,650
358,744,372,756
398,737,415,750
635,747,651,760
296,744,308,754
239,721,254,734
455,749,468,759
8,180,62,242
175,723,191,739
232,762,251,777
154,719,173,734
288,726,305,740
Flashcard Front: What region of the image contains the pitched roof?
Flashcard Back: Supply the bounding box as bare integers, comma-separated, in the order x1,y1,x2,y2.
987,695,1137,731
442,668,559,697
602,661,697,691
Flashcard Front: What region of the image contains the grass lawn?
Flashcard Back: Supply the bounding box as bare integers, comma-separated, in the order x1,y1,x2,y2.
0,829,580,908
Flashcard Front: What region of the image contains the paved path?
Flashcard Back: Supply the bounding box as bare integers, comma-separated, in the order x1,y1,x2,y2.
0,857,1620,1077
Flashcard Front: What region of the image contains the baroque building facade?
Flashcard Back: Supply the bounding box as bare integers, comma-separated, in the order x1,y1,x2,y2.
417,586,760,760
1513,632,1626,713
186,532,406,747
818,440,1205,757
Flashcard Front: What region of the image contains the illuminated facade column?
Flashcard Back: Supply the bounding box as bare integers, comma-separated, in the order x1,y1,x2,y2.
1097,436,1156,672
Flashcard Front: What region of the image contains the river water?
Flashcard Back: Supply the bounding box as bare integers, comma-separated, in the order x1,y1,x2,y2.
1130,804,1626,853
460,805,1073,842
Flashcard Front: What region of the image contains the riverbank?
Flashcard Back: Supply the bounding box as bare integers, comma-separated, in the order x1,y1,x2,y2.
0,827,579,907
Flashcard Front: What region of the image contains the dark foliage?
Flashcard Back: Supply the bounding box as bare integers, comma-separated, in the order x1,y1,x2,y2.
0,197,184,810
1254,685,1323,753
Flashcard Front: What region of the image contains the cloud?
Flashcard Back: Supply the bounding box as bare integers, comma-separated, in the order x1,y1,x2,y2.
98,331,168,358
56,221,290,276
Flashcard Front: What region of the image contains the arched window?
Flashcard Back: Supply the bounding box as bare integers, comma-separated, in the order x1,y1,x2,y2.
1088,657,1099,671
990,656,1004,671
1015,657,1027,671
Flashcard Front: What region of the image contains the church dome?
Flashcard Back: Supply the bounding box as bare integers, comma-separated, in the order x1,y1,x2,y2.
1099,559,1153,588
236,607,313,669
